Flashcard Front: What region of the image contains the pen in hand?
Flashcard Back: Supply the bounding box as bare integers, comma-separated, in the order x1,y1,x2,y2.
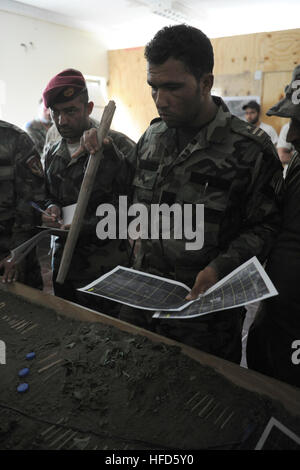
30,201,63,224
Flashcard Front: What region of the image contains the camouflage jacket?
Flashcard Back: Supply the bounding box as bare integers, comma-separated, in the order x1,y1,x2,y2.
44,126,136,242
122,97,283,286
0,120,45,251
24,119,52,156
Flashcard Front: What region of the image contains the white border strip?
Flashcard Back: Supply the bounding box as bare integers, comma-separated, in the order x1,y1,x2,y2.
203,256,277,297
255,417,300,450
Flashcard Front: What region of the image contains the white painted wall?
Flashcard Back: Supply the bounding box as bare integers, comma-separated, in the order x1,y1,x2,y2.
0,10,108,128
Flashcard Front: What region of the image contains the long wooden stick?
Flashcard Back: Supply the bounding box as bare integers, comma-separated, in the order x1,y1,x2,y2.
56,100,116,284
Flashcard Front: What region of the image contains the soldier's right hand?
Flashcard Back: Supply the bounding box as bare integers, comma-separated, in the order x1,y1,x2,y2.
185,266,218,300
42,205,62,228
71,128,114,158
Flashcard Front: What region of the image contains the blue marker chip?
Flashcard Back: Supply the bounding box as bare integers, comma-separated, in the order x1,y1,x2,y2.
17,383,29,393
18,367,29,378
26,352,36,360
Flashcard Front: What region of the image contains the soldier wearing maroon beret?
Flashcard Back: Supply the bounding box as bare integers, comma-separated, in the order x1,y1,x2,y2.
42,68,135,315
43,69,87,109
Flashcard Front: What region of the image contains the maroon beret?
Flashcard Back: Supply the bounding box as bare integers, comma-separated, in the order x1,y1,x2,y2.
43,68,87,108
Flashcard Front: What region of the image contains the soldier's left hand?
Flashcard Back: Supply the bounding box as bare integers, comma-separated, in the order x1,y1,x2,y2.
185,266,218,300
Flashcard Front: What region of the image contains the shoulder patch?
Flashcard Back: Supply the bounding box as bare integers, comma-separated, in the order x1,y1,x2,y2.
231,116,274,149
26,154,44,177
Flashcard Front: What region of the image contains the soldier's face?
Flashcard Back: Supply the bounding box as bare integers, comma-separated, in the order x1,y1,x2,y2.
147,58,213,128
51,96,93,142
245,108,259,125
287,118,300,153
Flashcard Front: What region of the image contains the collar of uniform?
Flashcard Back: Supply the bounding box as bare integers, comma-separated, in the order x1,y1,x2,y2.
56,138,82,166
49,138,83,170
206,96,232,144
152,115,209,174
49,138,71,166
147,122,178,161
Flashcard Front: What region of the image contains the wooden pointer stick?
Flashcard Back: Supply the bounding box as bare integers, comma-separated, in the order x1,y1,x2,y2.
55,100,116,284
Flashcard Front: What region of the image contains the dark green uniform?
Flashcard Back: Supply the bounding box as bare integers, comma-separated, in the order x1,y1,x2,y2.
0,120,44,288
247,65,300,387
118,97,283,363
247,151,300,387
44,125,135,313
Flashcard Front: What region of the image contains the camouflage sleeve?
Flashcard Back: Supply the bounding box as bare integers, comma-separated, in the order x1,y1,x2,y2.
108,129,136,156
11,132,45,248
43,147,62,210
101,130,137,196
208,146,283,279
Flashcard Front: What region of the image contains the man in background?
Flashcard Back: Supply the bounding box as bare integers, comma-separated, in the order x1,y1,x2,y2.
24,98,52,156
243,100,278,145
42,68,135,314
0,120,44,288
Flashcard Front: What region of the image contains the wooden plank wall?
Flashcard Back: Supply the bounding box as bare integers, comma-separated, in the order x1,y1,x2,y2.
108,28,300,139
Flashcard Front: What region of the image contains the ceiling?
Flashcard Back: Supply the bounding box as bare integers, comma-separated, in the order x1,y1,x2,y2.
2,0,300,49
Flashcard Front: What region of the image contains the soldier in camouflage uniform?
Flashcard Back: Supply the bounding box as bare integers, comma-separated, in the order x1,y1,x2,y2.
42,69,135,313
81,25,283,363
0,120,44,288
247,65,300,387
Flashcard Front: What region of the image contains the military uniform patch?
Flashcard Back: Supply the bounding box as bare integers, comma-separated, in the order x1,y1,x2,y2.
26,155,44,177
63,87,74,98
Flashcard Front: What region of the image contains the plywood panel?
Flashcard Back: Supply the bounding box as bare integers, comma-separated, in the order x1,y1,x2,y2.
262,71,292,133
108,47,157,141
261,30,300,72
211,29,300,75
211,33,263,76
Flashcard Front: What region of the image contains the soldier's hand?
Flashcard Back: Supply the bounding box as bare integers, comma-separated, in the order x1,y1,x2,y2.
185,266,218,300
71,128,113,158
0,257,19,283
42,205,62,227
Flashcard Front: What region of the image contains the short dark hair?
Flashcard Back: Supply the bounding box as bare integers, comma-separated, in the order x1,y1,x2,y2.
144,24,214,81
242,100,260,113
